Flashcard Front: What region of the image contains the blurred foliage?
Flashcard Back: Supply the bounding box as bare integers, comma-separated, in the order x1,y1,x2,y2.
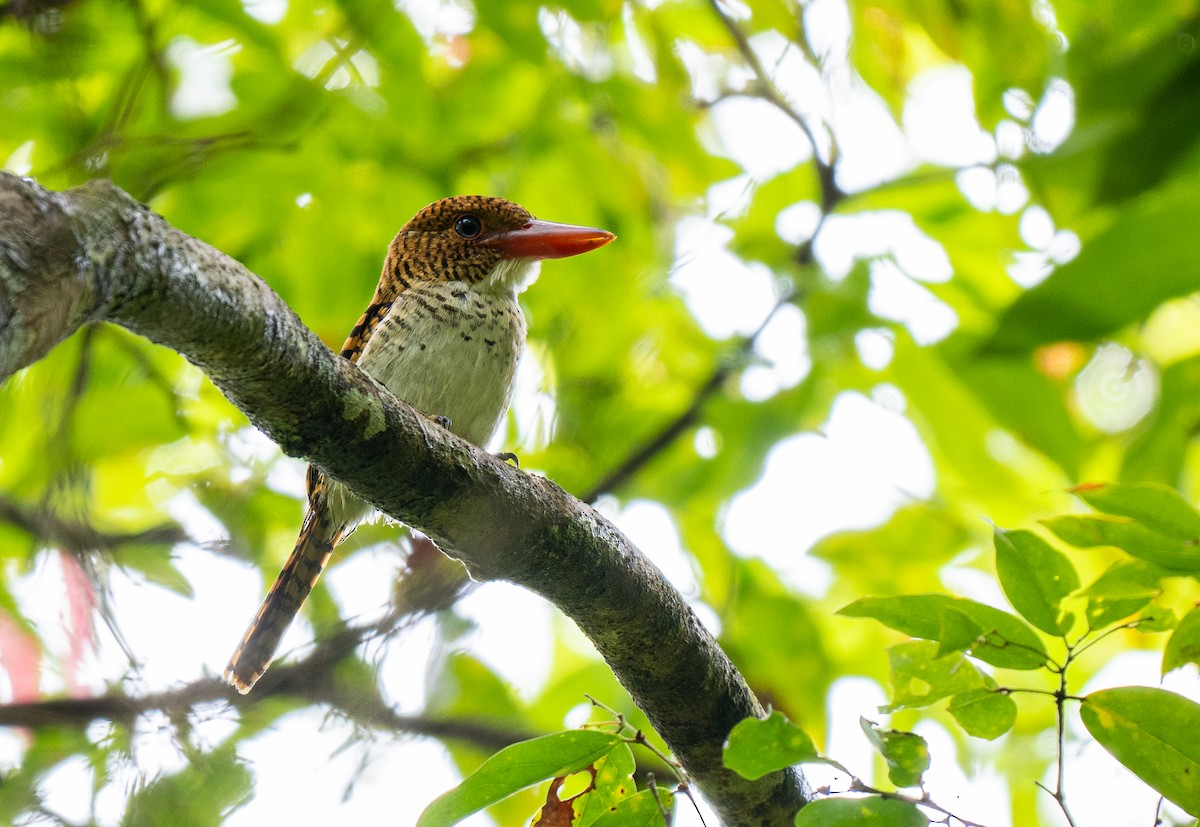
3,0,1200,823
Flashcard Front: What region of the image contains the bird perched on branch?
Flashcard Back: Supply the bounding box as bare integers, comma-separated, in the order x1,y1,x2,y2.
224,196,615,693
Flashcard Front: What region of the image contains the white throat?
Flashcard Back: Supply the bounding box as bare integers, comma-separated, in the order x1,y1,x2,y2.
482,257,542,295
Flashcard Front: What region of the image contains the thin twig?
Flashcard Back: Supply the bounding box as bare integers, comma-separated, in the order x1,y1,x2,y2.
788,2,823,75
1070,618,1152,660
1032,636,1080,827
844,779,992,827
585,694,689,782
1000,686,1083,702
0,0,74,22
706,0,841,212
126,0,171,117
1050,674,1080,827
707,0,818,148
677,780,708,827
580,291,795,503
585,695,701,822
0,493,190,554
0,620,538,754
646,775,672,826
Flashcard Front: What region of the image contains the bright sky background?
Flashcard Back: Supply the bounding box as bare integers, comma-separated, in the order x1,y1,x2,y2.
4,0,1200,825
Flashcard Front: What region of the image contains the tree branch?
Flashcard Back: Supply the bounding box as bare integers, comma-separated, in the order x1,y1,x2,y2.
0,617,681,782
581,291,794,503
0,493,190,553
0,622,532,752
0,173,810,823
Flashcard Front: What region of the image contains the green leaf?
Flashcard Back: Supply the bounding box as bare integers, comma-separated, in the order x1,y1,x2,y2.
1136,604,1177,633
335,0,426,71
860,718,929,788
793,796,928,826
426,652,524,724
577,743,636,826
717,559,835,740
728,164,821,264
993,527,1079,635
1092,59,1200,204
748,0,802,37
416,730,623,827
124,744,251,826
588,787,675,827
1121,355,1200,484
1164,606,1200,676
839,594,1048,669
1076,561,1163,631
474,0,547,61
724,711,820,781
1072,482,1200,540
72,381,186,461
948,688,1018,740
1081,687,1200,817
1042,514,1200,572
935,606,983,657
848,2,914,119
810,504,975,593
887,641,990,710
983,174,1200,353
964,358,1086,479
116,545,195,598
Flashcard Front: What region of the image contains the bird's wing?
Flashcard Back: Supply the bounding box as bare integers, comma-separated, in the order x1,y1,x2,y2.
339,299,394,363
300,298,395,502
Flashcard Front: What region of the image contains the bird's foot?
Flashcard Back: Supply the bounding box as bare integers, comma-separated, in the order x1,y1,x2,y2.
427,414,453,430
494,451,520,467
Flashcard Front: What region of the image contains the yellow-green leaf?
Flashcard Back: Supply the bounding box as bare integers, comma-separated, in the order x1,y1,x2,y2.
1081,687,1200,817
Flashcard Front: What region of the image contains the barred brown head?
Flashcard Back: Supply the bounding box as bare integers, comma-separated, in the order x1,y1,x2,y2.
381,196,615,290
383,196,534,287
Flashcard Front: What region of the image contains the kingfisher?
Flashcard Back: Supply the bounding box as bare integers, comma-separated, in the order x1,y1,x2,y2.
224,196,615,693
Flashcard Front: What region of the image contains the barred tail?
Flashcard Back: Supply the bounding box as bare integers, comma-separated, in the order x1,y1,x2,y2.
224,507,342,694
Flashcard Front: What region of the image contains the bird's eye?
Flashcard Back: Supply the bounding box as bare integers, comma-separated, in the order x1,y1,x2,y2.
454,215,483,239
